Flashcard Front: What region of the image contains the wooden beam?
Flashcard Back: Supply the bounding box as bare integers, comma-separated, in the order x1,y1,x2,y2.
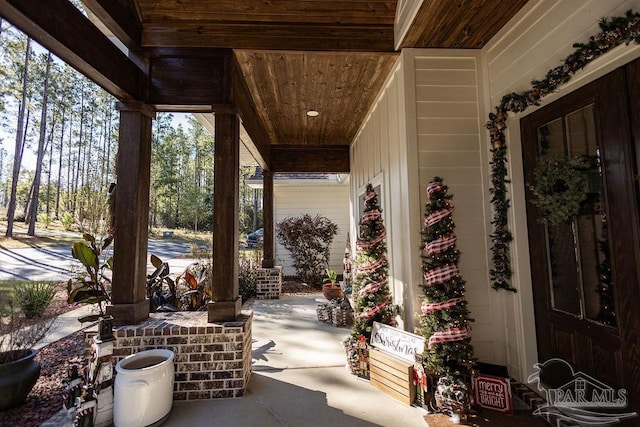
270,145,350,173
232,57,271,169
208,113,242,322
108,102,155,325
81,0,141,49
142,23,395,52
261,170,275,268
0,0,144,101
148,49,232,107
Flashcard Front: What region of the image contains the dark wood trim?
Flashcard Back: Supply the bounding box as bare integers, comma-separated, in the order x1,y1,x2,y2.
81,0,142,49
142,23,395,52
209,113,241,321
231,56,271,169
109,102,154,325
0,0,144,101
261,171,275,268
270,145,350,173
148,50,231,107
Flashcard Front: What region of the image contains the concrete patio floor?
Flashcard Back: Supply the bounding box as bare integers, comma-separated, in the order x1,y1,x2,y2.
164,293,427,427
42,293,549,426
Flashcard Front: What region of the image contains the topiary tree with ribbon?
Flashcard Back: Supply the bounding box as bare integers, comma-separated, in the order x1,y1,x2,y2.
351,183,394,340
416,177,474,418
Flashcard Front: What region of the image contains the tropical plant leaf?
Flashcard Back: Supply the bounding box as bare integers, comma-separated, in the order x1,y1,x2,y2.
72,242,99,269
78,314,101,323
102,236,113,250
151,254,162,269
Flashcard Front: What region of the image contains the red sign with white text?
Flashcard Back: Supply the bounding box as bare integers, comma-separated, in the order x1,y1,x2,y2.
473,374,513,414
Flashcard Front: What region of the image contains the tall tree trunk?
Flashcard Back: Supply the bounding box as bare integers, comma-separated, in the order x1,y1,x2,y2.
72,83,85,215
55,106,66,219
66,112,73,214
27,51,52,236
45,119,56,218
6,38,31,237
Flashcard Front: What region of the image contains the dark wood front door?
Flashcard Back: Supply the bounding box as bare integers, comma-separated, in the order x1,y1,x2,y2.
521,62,640,415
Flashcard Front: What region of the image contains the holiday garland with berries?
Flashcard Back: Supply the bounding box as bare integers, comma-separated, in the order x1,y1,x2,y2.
486,10,640,292
417,177,474,415
350,183,395,340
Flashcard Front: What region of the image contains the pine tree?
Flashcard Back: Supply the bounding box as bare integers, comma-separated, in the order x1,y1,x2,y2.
417,177,474,412
351,183,394,340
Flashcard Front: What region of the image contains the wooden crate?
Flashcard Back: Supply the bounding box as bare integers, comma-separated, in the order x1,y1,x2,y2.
369,347,416,405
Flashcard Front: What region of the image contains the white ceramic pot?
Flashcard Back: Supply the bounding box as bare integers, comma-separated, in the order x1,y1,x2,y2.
114,349,175,427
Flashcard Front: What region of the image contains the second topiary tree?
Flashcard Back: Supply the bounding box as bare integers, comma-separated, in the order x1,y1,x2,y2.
416,177,474,418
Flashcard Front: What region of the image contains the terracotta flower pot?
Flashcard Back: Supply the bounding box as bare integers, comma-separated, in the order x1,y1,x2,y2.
0,349,41,410
322,283,344,301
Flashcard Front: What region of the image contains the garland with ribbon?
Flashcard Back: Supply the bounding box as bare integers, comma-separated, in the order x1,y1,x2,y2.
487,10,640,292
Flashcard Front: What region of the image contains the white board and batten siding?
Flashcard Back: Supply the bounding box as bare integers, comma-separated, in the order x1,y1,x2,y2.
274,183,350,278
482,0,640,383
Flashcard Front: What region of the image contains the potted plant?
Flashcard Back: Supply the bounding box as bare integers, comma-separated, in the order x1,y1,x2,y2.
322,268,344,301
0,296,56,410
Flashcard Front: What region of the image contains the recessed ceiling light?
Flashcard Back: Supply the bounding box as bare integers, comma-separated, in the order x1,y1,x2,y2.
306,110,319,117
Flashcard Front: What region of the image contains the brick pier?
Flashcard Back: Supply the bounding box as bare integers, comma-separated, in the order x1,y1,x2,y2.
87,309,253,400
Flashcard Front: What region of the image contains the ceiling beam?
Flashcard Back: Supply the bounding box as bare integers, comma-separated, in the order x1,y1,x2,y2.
232,58,271,170
142,23,395,52
148,49,232,108
0,0,144,101
270,146,350,173
81,0,142,49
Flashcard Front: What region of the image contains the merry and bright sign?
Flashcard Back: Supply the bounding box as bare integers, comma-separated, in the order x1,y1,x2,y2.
370,322,425,363
473,374,513,414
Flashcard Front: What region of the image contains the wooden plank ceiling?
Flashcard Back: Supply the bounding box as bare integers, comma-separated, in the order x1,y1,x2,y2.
76,0,527,171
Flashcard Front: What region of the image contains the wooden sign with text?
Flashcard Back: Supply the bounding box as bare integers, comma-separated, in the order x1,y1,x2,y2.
370,322,425,363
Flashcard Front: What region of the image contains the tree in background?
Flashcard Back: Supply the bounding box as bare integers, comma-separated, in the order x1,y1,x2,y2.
416,177,474,418
350,183,394,340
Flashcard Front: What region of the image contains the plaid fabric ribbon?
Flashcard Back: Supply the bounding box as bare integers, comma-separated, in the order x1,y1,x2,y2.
355,296,391,319
361,209,381,222
357,256,387,274
357,229,387,250
424,263,459,285
358,280,385,295
426,181,443,198
425,233,457,254
364,189,377,202
421,297,463,313
428,325,471,349
425,205,454,227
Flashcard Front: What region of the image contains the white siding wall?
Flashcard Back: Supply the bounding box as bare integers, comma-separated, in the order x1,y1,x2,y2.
274,183,350,278
351,58,422,332
481,0,640,383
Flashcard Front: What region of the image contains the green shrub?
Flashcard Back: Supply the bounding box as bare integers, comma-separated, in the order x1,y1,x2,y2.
276,214,338,287
61,212,75,231
38,213,52,229
14,282,57,319
238,258,257,303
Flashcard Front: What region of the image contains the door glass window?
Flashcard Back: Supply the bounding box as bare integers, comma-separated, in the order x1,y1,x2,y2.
536,105,615,326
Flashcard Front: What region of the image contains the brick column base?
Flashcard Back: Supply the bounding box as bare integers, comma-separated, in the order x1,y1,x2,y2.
86,309,253,400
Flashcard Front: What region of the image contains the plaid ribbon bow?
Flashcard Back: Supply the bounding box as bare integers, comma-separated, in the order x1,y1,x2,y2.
357,229,387,250
421,297,463,314
425,205,454,227
361,209,381,222
425,233,457,254
357,256,387,274
355,296,391,319
426,181,443,198
358,280,385,296
428,325,471,349
424,263,459,285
